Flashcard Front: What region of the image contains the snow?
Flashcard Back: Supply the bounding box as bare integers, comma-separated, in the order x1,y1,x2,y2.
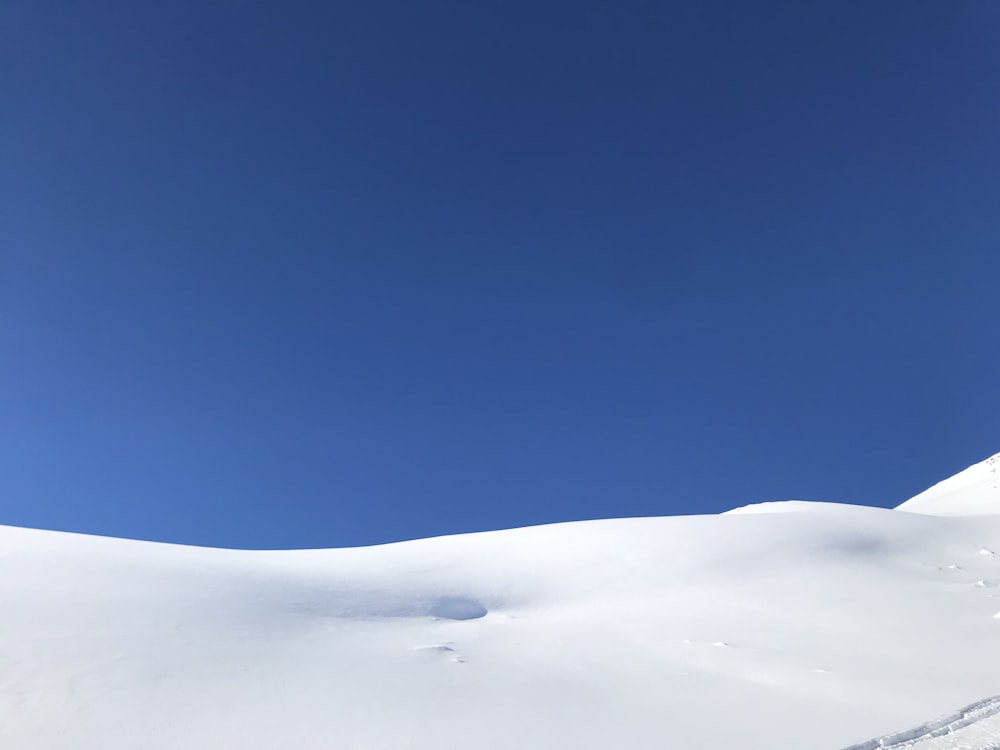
4,454,1000,749
842,694,1000,749
897,451,1000,517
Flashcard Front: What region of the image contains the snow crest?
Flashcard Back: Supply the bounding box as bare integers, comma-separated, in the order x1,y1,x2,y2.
897,451,1000,517
841,695,1000,749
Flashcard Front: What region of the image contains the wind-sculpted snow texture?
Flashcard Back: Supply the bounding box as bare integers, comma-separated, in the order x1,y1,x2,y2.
841,695,1000,749
3,451,1000,749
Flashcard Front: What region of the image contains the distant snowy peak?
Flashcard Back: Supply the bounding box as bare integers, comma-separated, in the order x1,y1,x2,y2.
896,451,1000,516
724,500,868,515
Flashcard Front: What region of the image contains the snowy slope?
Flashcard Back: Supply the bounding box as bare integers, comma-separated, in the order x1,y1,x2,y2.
897,451,1000,516
4,457,1000,749
844,695,1000,749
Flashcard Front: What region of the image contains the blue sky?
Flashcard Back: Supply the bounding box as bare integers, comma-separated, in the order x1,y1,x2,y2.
2,1,998,549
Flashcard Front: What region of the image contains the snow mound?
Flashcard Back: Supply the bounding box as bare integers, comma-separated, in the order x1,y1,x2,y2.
725,500,861,514
896,451,1000,516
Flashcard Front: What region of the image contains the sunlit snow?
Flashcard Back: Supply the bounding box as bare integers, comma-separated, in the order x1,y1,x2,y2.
3,451,1000,749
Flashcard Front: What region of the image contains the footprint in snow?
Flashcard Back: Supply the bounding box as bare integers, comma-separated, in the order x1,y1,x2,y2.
415,644,455,654
974,580,999,588
414,644,466,663
980,548,996,557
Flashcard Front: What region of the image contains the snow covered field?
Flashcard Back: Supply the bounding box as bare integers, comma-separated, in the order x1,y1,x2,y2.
3,452,1000,749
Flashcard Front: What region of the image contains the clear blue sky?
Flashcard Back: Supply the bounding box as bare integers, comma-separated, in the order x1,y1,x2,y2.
2,1,998,549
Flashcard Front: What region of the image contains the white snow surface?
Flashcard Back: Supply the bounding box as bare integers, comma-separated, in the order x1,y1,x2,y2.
897,451,1000,517
4,454,1000,749
842,695,1000,749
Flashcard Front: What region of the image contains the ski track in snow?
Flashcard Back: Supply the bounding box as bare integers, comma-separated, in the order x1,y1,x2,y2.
841,696,1000,750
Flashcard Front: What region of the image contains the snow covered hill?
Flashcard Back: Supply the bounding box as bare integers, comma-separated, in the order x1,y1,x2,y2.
3,453,1000,749
897,451,1000,517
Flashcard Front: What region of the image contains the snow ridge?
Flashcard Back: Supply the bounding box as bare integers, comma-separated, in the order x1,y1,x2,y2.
896,451,1000,517
840,695,1000,749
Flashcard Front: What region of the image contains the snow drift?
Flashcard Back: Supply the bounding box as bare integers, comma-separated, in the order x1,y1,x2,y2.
3,452,1000,749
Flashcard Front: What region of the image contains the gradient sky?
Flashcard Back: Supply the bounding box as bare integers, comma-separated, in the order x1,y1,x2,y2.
2,1,998,549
